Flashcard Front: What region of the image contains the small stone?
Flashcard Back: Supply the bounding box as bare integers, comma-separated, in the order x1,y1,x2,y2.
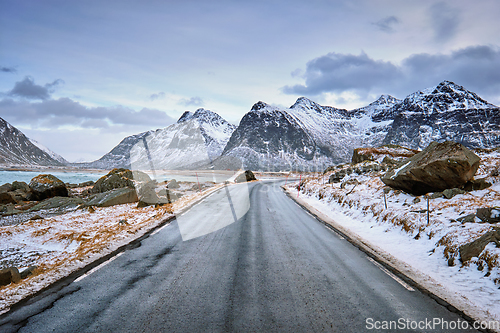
443,188,465,199
30,214,43,220
412,197,421,204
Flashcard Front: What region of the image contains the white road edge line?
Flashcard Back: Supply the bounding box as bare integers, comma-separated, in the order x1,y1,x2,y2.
151,222,170,236
368,257,414,291
323,225,344,239
74,252,124,283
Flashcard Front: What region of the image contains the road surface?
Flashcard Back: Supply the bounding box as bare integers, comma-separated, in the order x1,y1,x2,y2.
0,180,478,332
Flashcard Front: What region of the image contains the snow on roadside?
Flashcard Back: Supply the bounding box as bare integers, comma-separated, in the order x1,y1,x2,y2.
0,183,224,313
287,149,500,324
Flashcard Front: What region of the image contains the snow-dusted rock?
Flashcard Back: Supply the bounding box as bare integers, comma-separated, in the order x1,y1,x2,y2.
381,141,480,195
29,174,68,201
91,168,135,194
85,188,138,207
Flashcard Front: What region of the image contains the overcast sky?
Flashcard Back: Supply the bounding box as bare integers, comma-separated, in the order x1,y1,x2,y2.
1,0,500,162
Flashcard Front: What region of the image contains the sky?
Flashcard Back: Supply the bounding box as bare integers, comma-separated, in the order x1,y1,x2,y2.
1,0,500,162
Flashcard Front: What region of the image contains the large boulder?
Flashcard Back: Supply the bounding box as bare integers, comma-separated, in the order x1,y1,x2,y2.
11,181,30,192
0,267,21,286
460,228,500,263
234,170,257,183
381,141,480,195
29,174,68,201
28,197,85,213
0,192,17,204
85,188,138,207
91,168,135,194
0,183,13,193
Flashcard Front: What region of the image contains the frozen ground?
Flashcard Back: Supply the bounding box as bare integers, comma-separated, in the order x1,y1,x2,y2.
286,149,500,326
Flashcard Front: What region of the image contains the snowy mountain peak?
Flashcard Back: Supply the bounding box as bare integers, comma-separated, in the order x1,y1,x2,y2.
402,80,496,114
251,101,271,111
290,97,324,112
192,108,224,123
372,95,401,107
177,111,194,123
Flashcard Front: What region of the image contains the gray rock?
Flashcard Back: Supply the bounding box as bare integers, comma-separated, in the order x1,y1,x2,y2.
78,180,94,187
235,170,257,183
381,141,480,195
443,188,465,199
0,267,21,286
85,188,138,207
476,207,500,223
11,181,30,192
0,192,17,204
20,266,37,279
167,179,179,189
136,181,160,206
460,228,500,263
29,174,68,201
0,183,13,193
132,170,151,183
91,168,135,194
463,178,492,191
429,192,443,199
457,214,476,223
28,197,85,213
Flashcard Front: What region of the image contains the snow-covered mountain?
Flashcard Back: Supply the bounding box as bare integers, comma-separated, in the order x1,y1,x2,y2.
76,80,500,172
29,138,68,164
218,95,401,171
383,81,500,149
82,108,236,170
0,117,65,166
219,81,499,171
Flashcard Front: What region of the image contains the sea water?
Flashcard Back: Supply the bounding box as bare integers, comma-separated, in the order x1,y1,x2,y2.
0,170,106,185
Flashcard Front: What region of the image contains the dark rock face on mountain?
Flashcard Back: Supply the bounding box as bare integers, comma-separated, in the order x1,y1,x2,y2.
0,117,65,166
221,102,320,171
383,81,500,149
381,141,480,195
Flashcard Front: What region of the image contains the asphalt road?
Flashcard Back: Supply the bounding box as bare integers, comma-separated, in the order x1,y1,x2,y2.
0,181,479,332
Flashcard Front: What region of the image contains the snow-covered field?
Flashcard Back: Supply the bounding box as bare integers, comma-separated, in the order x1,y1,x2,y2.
0,183,224,314
286,149,500,326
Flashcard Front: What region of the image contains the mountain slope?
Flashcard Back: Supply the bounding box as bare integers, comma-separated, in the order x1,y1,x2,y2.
0,117,65,166
219,96,400,171
82,108,236,170
220,81,499,171
383,81,500,149
29,139,69,165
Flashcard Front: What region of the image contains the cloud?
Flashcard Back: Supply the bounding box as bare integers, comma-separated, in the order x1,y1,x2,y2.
372,16,400,33
150,91,166,101
179,96,204,106
282,45,500,104
282,51,402,96
7,76,63,100
1,66,16,73
429,2,460,42
0,97,176,129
